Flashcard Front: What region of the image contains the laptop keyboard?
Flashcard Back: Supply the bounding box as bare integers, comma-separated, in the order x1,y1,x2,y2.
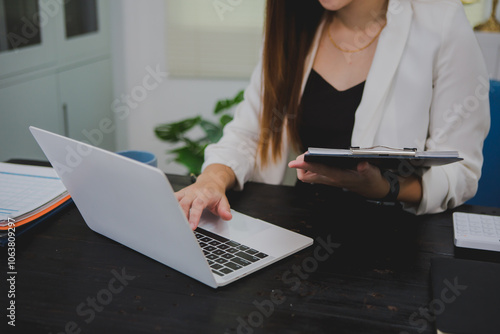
194,227,269,277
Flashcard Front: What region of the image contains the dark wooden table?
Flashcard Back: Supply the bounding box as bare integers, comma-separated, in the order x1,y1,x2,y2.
2,166,500,334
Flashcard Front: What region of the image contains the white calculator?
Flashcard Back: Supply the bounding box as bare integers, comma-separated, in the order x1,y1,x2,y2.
453,212,500,252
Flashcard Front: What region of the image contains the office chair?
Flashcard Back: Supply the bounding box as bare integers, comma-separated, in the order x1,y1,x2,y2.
467,80,500,208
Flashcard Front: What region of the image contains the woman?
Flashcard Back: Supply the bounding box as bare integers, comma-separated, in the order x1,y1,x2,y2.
176,0,490,230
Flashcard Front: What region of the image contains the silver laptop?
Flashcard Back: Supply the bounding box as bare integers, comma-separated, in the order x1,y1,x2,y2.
30,126,313,288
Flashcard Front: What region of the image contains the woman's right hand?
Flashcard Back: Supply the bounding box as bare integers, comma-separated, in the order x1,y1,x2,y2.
175,164,236,230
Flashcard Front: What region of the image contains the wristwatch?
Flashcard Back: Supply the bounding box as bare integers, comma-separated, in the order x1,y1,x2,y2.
380,170,400,202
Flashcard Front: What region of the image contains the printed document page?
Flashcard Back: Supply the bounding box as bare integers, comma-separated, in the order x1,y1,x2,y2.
0,163,66,225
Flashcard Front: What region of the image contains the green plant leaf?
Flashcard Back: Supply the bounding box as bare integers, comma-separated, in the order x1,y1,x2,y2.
200,120,223,143
220,114,233,127
214,90,244,114
169,145,205,175
155,91,243,176
154,116,201,142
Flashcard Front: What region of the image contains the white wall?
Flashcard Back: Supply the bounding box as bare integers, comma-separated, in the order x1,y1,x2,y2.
109,0,250,175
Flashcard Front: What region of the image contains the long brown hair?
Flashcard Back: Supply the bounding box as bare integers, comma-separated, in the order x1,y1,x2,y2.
258,0,325,166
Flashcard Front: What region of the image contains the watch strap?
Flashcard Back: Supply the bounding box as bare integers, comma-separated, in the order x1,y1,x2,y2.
380,170,400,202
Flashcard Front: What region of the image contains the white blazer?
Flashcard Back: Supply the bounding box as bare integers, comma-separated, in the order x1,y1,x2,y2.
203,0,490,215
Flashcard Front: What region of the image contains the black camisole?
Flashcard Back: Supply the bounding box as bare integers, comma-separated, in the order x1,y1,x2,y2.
299,69,365,150
296,69,366,197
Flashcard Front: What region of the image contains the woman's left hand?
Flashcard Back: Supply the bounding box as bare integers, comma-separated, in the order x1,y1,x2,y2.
288,153,390,199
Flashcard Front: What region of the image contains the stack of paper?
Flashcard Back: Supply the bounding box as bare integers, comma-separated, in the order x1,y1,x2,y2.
0,162,71,245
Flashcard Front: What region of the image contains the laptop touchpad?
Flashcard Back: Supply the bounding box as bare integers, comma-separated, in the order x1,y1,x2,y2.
198,209,270,242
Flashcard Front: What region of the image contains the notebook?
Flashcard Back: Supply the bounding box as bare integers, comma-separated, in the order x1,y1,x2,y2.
0,162,71,229
30,126,313,288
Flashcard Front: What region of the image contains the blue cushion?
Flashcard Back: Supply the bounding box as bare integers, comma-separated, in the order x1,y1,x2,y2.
466,80,500,208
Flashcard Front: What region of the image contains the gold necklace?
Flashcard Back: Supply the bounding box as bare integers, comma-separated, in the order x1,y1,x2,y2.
327,22,385,53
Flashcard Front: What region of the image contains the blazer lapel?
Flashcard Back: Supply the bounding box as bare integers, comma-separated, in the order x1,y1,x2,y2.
351,0,413,147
